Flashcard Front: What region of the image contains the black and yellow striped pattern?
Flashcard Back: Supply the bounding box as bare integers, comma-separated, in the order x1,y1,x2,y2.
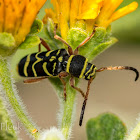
18,49,68,77
83,63,97,80
66,55,96,80
18,49,97,80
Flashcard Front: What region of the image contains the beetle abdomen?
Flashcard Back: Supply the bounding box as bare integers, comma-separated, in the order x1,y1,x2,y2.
18,49,68,77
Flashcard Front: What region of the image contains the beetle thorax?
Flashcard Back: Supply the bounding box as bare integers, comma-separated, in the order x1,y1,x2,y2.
65,55,96,80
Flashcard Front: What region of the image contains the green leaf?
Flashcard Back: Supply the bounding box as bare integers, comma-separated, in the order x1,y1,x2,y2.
78,27,106,58
0,32,15,48
77,27,117,61
29,19,43,34
44,28,60,50
0,32,16,56
67,28,87,50
66,27,116,61
0,32,15,49
44,18,63,50
46,18,55,39
87,37,118,61
86,113,127,140
93,27,107,42
19,35,40,49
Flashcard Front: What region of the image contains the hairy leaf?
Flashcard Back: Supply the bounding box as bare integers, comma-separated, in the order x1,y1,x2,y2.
86,113,127,140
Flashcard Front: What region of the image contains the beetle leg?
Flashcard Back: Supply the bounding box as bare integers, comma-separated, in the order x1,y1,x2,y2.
74,27,96,55
24,77,47,83
38,43,41,52
39,38,51,51
58,72,69,101
70,77,85,98
54,24,73,55
79,78,93,126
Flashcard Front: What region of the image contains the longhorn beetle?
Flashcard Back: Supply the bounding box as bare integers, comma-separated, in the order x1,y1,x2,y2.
17,25,139,126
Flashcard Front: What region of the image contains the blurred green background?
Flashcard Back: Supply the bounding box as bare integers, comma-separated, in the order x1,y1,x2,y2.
11,0,140,139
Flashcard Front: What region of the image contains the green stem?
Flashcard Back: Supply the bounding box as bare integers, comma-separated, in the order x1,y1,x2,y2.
0,97,17,140
0,57,40,139
126,122,140,140
60,81,77,140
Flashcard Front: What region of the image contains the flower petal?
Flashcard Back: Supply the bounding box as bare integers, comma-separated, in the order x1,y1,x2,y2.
43,8,57,24
70,0,80,27
14,0,46,45
110,2,138,22
78,0,103,19
57,0,70,39
51,0,59,20
86,19,95,33
96,0,123,27
0,0,4,32
4,0,27,34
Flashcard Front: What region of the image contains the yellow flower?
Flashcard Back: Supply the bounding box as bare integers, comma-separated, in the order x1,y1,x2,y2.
0,0,47,46
78,0,103,19
96,0,138,28
44,0,138,39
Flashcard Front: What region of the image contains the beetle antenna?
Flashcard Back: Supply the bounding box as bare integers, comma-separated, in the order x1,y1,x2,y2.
96,66,139,81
